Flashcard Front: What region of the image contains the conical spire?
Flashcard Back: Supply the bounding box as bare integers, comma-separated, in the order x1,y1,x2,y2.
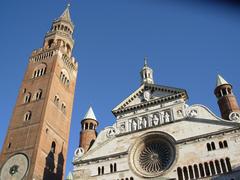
216,74,229,87
59,4,72,23
84,106,97,120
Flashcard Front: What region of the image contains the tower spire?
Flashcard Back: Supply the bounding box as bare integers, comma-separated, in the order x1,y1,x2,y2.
43,5,75,57
140,56,154,85
59,3,73,24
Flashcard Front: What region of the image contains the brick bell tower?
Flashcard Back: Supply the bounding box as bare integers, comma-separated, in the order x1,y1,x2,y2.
214,75,240,120
0,5,78,180
80,107,98,152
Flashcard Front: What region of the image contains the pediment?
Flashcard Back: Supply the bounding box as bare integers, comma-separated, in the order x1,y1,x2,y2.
112,83,188,115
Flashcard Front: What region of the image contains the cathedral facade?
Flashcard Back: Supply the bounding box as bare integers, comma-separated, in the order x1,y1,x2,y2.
70,60,240,180
0,4,240,180
0,6,78,180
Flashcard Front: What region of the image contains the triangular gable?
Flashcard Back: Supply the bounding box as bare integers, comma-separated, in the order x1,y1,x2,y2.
112,83,188,115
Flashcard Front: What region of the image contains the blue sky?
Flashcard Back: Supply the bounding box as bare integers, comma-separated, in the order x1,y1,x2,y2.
1,0,240,177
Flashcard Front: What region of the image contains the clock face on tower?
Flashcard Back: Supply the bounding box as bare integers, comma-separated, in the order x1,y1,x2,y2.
0,153,29,180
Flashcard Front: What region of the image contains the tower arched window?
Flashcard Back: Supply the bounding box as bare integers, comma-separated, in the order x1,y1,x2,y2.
51,141,56,153
48,39,54,48
24,111,32,121
54,95,60,106
66,44,71,55
35,89,42,101
89,123,94,130
85,123,89,130
60,69,70,87
227,88,232,94
61,103,66,114
222,88,227,96
24,92,31,103
33,63,47,78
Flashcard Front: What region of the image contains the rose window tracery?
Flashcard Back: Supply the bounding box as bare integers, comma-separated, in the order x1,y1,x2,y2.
129,132,175,178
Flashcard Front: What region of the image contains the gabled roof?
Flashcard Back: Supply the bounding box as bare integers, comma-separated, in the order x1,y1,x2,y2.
216,74,229,87
112,83,188,116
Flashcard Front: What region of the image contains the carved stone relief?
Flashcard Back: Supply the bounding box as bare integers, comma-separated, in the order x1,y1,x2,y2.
122,109,172,133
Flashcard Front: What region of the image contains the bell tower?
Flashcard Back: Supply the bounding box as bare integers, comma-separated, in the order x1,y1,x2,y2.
214,75,240,120
0,5,78,180
79,107,98,152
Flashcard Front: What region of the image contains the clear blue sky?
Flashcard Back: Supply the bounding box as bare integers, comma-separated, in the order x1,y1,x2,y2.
1,0,240,177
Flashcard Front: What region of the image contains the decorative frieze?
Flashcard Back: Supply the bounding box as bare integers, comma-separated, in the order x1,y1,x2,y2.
118,109,173,134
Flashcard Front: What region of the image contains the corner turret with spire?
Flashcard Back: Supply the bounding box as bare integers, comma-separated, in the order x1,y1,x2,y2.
214,74,240,120
79,106,99,152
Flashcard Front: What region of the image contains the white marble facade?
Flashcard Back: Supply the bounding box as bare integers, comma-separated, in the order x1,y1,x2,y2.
70,66,240,180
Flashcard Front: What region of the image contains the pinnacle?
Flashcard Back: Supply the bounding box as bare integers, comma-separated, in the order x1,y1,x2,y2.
84,106,97,120
144,56,148,67
216,74,229,87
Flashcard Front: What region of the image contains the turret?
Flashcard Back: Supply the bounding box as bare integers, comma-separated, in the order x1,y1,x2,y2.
79,107,98,152
140,57,154,84
214,75,240,120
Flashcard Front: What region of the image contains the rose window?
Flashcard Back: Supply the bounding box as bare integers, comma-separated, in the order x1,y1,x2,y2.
129,132,175,178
